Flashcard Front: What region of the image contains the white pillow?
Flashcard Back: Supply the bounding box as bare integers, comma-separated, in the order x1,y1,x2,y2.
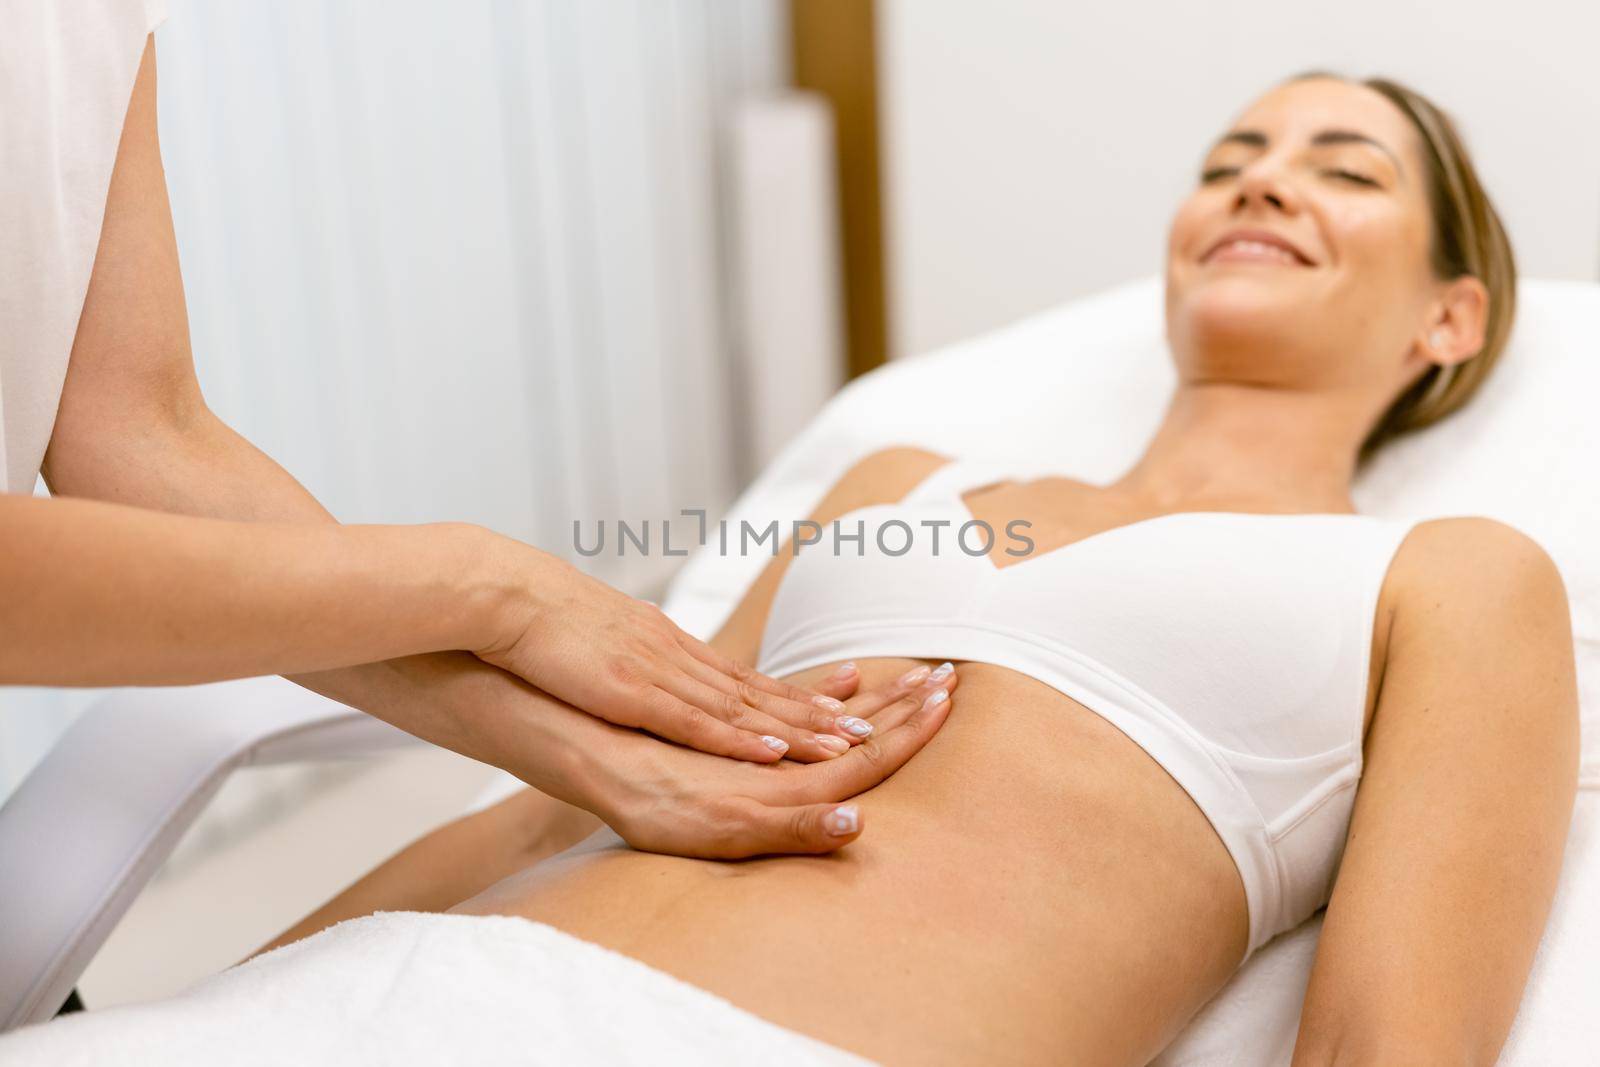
661,275,1600,1065
664,275,1600,782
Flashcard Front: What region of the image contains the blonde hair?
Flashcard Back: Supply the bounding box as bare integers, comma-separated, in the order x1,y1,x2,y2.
1291,72,1518,469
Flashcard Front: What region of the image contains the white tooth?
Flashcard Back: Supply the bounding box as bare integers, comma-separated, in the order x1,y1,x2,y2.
1212,237,1299,262
1233,240,1291,260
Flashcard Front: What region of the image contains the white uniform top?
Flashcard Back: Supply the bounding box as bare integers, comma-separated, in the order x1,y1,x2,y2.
0,0,168,493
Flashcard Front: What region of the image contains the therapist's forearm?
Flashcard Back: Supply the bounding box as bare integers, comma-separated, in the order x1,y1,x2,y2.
0,491,507,687
41,403,547,769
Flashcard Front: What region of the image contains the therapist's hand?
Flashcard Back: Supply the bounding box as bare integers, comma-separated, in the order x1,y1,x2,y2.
544,664,960,858
473,546,867,765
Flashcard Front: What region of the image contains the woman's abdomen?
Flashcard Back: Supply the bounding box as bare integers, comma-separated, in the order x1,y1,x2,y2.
453,658,1249,1066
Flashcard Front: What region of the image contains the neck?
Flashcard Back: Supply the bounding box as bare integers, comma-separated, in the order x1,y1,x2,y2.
1107,380,1370,514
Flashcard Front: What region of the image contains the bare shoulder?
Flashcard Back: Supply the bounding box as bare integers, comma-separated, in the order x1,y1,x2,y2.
1381,515,1576,727
707,446,951,657
1389,515,1570,617
820,447,952,517
840,445,950,488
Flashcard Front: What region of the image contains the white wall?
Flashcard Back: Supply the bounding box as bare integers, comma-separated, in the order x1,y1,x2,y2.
879,0,1600,359
730,95,847,470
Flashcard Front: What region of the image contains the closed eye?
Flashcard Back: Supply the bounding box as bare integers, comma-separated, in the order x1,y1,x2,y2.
1200,165,1381,188
1324,168,1379,187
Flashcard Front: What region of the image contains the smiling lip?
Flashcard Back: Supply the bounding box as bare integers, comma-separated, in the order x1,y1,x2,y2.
1201,228,1315,267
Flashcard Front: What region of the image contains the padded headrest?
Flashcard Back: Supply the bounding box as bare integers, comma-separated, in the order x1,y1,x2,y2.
664,276,1600,780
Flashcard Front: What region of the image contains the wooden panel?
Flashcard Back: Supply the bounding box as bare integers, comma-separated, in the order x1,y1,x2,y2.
790,0,889,377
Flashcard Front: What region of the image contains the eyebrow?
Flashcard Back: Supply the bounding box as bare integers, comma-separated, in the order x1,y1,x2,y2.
1211,127,1404,175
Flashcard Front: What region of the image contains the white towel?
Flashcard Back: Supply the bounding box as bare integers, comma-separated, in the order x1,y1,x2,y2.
9,790,1597,1065
0,913,871,1066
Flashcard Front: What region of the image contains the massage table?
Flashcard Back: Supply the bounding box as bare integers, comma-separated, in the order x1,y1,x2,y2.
2,275,1596,1063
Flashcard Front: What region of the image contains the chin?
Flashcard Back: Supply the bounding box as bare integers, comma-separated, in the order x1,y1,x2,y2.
1167,272,1316,366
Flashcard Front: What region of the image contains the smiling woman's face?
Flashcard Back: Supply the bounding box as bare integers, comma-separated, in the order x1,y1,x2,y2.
1164,77,1441,399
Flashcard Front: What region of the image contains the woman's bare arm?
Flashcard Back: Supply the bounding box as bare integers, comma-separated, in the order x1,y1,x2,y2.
1291,517,1579,1066
252,787,605,958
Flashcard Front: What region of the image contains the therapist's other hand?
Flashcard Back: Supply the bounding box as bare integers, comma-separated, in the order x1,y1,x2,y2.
566,666,959,858
474,548,865,765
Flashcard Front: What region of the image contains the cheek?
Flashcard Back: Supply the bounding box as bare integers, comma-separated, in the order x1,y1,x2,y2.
1320,203,1436,346
1166,195,1208,259
1328,203,1429,283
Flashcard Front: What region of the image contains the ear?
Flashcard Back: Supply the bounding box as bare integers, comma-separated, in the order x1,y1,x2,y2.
1419,275,1490,368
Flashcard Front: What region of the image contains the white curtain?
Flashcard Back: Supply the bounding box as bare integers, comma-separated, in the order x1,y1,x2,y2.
1,0,787,798
159,0,786,592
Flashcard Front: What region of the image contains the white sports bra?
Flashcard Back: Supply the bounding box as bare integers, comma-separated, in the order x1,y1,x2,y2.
758,457,1420,955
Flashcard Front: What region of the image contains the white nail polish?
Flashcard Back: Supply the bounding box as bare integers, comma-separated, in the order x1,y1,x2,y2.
837,716,873,738
826,804,860,835
761,735,788,753
923,689,948,710
815,735,850,755
831,662,857,678
898,665,931,687
928,661,954,682
814,695,846,712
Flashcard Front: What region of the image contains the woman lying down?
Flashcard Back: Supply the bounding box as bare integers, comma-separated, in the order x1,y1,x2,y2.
19,71,1582,1066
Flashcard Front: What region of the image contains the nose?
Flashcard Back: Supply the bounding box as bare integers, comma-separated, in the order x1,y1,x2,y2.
1233,156,1301,216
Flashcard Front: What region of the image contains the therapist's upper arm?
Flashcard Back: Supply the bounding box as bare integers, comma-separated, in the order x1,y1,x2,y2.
1290,517,1578,1066
43,35,207,489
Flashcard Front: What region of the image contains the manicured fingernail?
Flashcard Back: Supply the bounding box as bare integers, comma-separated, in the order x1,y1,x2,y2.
898,665,931,687
813,695,846,712
825,804,860,836
837,715,873,738
831,662,857,679
760,735,789,754
923,689,948,710
815,735,850,755
928,661,954,683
